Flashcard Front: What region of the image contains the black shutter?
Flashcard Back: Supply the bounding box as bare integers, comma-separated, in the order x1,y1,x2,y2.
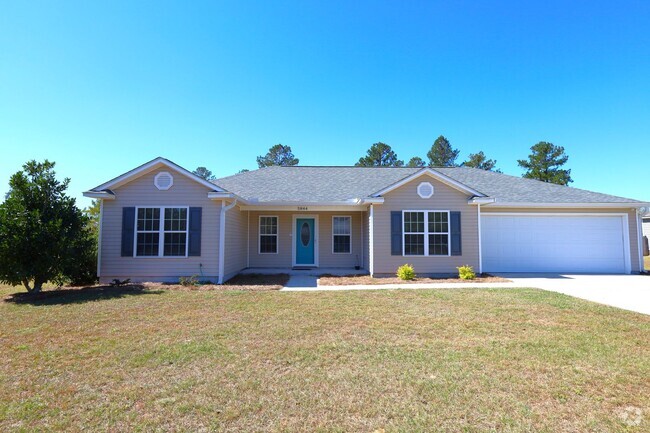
450,211,462,256
121,207,135,257
391,211,402,255
188,207,202,256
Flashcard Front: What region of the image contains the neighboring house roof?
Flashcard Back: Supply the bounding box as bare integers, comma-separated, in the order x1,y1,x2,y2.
214,165,643,205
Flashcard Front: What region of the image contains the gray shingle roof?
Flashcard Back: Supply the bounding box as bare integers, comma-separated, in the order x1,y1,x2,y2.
214,166,642,204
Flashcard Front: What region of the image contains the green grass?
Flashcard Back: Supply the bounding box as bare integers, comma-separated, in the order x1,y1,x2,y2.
1,284,649,432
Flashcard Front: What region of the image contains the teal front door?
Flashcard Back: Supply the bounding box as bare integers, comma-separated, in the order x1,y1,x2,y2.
295,218,315,265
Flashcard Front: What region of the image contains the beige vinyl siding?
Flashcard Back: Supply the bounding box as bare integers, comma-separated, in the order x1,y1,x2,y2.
247,211,364,268
483,207,642,273
643,218,650,238
223,207,248,280
100,168,220,282
372,176,479,276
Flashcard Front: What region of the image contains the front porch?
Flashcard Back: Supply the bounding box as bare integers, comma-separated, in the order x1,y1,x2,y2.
239,267,369,276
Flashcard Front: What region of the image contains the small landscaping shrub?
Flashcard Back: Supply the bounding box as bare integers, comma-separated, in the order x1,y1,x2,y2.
396,264,416,281
457,265,476,280
110,278,131,287
179,275,200,287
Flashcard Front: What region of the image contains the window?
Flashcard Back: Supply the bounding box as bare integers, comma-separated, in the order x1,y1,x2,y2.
259,216,278,254
135,207,188,257
332,216,351,253
403,211,449,256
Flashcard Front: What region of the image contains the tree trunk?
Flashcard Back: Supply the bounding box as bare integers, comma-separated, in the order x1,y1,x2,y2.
23,279,43,294
32,279,43,294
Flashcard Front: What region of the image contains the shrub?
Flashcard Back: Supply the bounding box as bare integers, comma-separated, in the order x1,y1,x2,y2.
396,264,416,281
457,265,476,280
179,275,199,287
0,160,97,293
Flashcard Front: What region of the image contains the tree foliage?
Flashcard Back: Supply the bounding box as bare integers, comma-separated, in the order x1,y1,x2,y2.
427,136,459,167
463,151,501,172
407,156,426,167
0,160,96,292
355,142,404,167
192,166,216,181
84,199,101,241
517,142,573,185
256,144,299,168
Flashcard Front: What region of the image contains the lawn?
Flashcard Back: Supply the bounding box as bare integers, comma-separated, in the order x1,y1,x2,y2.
1,284,648,432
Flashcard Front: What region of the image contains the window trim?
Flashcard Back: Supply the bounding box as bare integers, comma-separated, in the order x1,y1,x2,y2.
133,206,189,258
401,210,451,257
258,215,279,255
332,215,352,254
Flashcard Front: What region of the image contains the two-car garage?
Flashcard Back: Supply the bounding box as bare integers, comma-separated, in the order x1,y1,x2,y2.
481,213,631,274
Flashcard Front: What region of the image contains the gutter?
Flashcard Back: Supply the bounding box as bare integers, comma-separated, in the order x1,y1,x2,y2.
476,201,650,209
82,190,116,200
218,199,238,284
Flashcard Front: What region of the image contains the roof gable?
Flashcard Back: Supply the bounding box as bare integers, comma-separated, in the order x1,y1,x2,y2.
90,157,224,192
371,168,485,198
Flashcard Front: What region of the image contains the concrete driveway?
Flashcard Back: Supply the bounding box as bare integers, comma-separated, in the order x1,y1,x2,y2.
499,274,650,315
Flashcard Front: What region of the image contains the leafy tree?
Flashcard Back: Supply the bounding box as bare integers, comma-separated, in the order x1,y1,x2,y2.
84,199,101,241
463,151,501,172
0,160,96,292
193,166,216,181
256,144,299,168
238,169,250,173
517,141,573,185
355,142,404,167
407,156,426,167
427,135,460,167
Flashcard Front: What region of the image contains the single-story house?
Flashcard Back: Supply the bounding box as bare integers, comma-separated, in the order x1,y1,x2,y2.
84,157,650,283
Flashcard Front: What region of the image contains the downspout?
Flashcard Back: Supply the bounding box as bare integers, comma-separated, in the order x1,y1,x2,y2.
477,203,482,275
369,204,374,276
97,199,104,280
218,199,238,284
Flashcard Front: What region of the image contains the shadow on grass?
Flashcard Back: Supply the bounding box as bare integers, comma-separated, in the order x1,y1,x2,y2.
3,285,163,306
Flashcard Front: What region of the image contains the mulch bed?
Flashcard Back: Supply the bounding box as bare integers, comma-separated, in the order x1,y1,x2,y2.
318,274,511,286
143,273,289,291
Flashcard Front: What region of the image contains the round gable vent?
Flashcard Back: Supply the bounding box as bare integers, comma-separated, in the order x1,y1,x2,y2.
417,181,434,199
154,172,174,190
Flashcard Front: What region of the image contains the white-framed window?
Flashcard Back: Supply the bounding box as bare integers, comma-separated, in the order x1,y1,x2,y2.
402,210,450,256
135,206,188,257
259,216,278,254
417,181,434,199
154,172,174,190
332,216,351,254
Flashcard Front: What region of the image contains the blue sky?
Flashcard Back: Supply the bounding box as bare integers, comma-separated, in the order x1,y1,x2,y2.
1,0,649,207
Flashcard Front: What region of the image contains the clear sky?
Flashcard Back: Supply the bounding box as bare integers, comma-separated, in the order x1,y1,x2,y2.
1,0,649,208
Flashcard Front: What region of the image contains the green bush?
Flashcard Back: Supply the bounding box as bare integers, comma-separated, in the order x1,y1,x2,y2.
396,264,416,281
179,275,199,287
457,265,476,280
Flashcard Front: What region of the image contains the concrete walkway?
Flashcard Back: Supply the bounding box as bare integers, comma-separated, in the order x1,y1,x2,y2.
282,274,650,315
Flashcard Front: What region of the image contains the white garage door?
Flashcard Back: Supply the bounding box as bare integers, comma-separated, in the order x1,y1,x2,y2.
481,214,629,273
